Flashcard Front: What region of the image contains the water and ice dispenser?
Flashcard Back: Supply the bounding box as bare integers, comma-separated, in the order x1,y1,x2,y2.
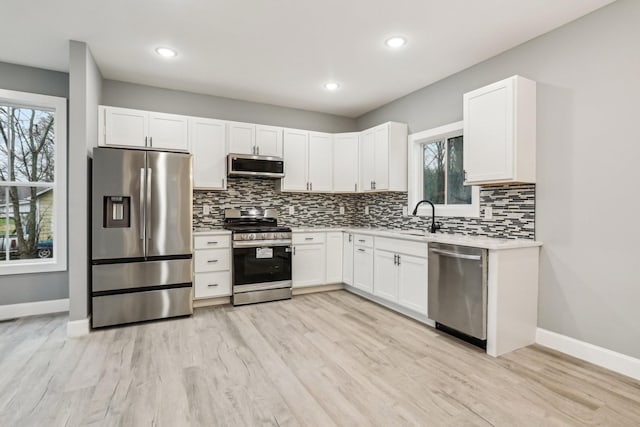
103,196,131,228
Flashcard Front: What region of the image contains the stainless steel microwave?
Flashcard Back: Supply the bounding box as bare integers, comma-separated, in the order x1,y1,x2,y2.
227,154,285,178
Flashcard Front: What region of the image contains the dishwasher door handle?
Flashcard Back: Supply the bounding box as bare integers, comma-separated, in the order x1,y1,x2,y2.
430,248,481,261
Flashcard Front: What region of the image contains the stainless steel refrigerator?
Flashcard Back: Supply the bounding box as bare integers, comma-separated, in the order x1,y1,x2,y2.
91,147,193,328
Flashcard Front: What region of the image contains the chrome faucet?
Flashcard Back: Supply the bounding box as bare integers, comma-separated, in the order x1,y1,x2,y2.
412,200,441,234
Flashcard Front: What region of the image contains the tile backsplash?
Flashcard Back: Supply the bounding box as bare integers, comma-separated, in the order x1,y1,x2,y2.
193,178,535,240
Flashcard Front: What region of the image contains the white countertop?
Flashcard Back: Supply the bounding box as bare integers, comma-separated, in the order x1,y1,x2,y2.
290,227,542,250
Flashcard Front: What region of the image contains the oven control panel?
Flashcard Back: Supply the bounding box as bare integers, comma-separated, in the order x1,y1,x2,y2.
233,232,292,241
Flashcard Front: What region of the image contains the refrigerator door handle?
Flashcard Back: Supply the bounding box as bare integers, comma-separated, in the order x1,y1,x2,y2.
139,168,145,241
147,167,152,241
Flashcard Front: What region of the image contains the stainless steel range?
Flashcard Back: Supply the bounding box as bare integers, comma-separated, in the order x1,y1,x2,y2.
223,208,292,306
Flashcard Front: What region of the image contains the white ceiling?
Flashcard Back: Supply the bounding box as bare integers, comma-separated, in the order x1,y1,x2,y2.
0,0,615,117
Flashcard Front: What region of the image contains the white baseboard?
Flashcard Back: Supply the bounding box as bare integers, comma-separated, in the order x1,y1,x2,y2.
536,328,640,381
67,316,91,337
0,298,69,321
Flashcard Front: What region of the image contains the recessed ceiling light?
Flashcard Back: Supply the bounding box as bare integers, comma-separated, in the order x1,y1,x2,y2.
155,47,177,58
324,82,340,91
385,36,407,48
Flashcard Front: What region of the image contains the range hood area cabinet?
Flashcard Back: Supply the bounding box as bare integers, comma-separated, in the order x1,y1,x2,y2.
98,106,189,152
359,122,408,192
280,130,333,192
463,75,536,186
227,121,283,157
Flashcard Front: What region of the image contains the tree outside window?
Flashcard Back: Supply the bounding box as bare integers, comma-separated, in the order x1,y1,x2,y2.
0,105,56,261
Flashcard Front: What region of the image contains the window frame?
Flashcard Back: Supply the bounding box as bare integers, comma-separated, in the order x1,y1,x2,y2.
408,121,480,218
0,88,67,275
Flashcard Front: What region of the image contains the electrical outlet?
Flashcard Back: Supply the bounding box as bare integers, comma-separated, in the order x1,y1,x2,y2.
402,206,408,216
203,205,210,215
484,206,493,220
364,206,370,215
289,206,295,215
339,206,345,215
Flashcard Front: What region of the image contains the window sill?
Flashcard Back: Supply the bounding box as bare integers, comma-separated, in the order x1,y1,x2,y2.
0,258,67,276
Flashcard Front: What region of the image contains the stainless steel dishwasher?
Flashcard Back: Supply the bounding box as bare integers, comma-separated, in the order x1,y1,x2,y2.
428,242,488,348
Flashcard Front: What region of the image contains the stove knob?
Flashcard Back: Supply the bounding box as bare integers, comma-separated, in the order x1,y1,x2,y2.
249,233,256,240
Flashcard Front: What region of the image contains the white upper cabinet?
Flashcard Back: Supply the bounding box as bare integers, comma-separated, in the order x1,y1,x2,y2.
190,118,227,190
255,125,283,157
282,129,308,191
101,106,147,148
148,112,189,151
308,132,333,192
463,75,536,185
99,106,189,152
228,121,256,155
333,133,359,192
281,129,332,193
228,122,283,156
358,122,407,192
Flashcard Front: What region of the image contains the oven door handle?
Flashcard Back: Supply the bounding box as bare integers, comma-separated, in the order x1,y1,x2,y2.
232,240,293,248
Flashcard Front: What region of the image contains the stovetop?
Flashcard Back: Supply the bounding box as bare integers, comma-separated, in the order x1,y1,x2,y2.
224,225,291,233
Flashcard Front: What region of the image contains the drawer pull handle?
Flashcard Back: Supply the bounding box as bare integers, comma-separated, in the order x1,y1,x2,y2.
357,248,365,252
207,259,219,263
305,237,314,240
208,284,219,287
207,241,219,244
358,239,365,242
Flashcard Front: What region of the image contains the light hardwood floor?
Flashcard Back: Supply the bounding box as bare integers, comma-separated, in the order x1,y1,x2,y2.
1,291,639,426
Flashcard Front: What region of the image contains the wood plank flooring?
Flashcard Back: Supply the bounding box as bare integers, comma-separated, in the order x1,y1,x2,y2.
1,290,639,426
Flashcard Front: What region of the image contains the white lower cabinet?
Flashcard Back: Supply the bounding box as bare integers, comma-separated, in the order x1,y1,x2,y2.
396,253,429,314
293,243,326,287
353,242,374,293
325,232,343,283
373,249,398,300
342,232,354,285
193,232,232,299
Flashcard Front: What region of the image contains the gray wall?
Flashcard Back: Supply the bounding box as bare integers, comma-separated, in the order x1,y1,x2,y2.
357,0,640,358
68,41,102,321
102,80,357,133
0,62,69,305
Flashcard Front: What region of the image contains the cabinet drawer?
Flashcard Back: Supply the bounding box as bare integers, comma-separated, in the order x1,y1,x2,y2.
376,237,428,258
292,232,326,244
194,271,231,298
353,234,374,248
194,248,230,272
194,235,231,250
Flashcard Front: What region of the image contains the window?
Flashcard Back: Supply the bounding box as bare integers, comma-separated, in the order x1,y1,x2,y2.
408,121,479,218
0,89,67,275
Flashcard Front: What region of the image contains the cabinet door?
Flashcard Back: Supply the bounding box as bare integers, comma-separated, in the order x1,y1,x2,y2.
292,244,326,287
148,112,189,151
325,232,343,284
333,133,359,192
282,129,308,191
190,118,227,190
397,254,429,315
373,124,390,190
353,246,374,293
103,106,148,148
342,233,354,285
255,125,283,157
308,132,333,192
359,130,375,192
373,250,398,301
463,78,514,183
228,122,256,155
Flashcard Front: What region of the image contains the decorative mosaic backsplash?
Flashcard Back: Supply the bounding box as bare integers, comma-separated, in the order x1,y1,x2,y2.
193,178,535,240
352,185,536,240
